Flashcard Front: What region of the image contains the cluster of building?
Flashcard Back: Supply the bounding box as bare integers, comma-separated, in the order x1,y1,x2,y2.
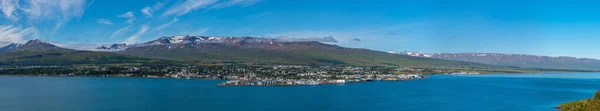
2,64,490,86
447,71,481,75
217,74,424,86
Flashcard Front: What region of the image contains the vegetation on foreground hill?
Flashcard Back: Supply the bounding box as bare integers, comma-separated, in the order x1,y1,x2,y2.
557,90,600,111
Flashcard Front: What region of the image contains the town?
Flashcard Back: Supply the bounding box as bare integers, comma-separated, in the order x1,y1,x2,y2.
0,65,496,86
217,74,423,86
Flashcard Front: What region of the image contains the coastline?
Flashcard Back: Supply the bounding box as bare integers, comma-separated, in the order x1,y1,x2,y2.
216,75,425,86
0,74,426,86
556,90,600,110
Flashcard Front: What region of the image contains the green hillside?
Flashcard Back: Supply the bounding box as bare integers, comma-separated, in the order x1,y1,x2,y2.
0,39,526,73
119,42,522,71
558,90,600,111
0,40,178,66
0,50,176,66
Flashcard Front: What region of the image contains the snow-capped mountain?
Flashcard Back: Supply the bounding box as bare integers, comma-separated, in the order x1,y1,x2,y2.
0,39,173,66
0,37,510,69
0,39,66,52
7,37,600,71
117,36,343,57
97,44,129,51
0,43,23,52
392,51,600,71
141,36,282,45
388,51,435,57
97,36,290,51
116,36,461,66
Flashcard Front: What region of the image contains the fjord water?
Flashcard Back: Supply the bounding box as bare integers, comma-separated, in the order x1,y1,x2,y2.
1,73,599,111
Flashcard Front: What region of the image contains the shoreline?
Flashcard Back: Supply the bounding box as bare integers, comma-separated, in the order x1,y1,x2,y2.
216,79,424,86
556,90,600,110
0,74,426,86
216,74,425,86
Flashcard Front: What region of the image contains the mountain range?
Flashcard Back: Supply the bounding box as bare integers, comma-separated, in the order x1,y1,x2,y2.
0,40,64,52
103,36,508,70
0,36,512,71
0,40,173,66
1,36,598,72
393,51,600,71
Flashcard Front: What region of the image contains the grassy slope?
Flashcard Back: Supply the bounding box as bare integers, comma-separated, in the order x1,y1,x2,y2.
119,44,524,72
558,90,600,111
0,50,175,66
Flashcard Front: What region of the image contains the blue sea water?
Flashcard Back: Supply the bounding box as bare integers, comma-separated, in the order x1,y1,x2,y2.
1,73,599,111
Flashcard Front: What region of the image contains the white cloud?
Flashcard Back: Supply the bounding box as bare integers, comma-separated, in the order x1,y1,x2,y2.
117,11,135,24
0,0,18,21
0,41,11,46
0,25,34,46
52,42,102,51
0,0,88,38
162,0,261,17
155,18,179,30
123,25,149,44
161,0,261,17
97,18,113,25
18,0,87,20
141,2,163,17
110,25,131,38
141,7,152,17
118,12,134,18
162,0,217,17
113,12,135,39
208,0,261,9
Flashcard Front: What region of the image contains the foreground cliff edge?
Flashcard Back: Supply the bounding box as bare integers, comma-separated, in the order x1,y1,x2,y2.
557,90,600,111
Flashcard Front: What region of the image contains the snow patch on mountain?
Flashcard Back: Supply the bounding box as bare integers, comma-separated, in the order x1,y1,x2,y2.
391,51,600,65
390,51,433,57
0,43,23,52
96,44,130,51
169,36,186,44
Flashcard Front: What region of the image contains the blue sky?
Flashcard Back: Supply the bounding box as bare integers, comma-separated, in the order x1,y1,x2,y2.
1,0,600,59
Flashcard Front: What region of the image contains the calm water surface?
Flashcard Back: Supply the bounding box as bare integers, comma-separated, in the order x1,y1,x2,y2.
1,73,599,111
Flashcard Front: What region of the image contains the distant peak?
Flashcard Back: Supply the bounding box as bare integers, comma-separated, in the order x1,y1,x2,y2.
392,51,434,57
148,36,334,45
4,43,22,47
0,39,64,52
96,43,130,51
145,36,283,45
27,39,42,42
25,39,48,45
